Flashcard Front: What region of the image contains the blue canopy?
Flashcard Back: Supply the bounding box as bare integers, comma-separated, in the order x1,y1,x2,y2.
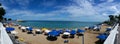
70,30,76,35
6,27,15,31
48,30,59,36
77,29,85,33
97,34,108,40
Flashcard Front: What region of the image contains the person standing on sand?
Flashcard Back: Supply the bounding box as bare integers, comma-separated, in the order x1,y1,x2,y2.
64,39,69,44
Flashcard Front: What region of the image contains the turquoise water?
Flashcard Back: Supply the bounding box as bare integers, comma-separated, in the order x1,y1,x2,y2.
15,21,100,29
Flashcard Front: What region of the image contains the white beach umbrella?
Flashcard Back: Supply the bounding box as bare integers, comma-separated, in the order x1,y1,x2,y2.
11,31,18,34
26,27,30,29
63,32,70,35
35,29,41,32
85,26,89,29
21,26,26,30
108,27,112,28
45,30,51,33
94,26,98,29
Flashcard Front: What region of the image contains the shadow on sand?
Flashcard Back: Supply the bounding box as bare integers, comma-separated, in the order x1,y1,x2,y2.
95,40,104,44
46,36,57,41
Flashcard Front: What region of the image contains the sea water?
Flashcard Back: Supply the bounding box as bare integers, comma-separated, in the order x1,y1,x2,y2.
15,21,100,29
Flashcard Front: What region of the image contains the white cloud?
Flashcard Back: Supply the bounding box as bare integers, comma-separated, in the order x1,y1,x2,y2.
107,0,114,2
4,0,120,22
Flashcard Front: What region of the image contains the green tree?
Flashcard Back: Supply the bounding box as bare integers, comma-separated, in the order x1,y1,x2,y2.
8,18,12,21
118,14,120,21
0,3,6,21
109,15,115,21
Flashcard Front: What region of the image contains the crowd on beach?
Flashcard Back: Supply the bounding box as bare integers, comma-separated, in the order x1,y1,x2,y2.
3,22,113,44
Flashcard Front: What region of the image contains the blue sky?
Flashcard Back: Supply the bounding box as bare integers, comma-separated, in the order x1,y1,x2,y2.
0,0,120,22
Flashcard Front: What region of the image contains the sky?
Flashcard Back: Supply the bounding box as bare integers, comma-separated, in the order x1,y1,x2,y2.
0,0,120,22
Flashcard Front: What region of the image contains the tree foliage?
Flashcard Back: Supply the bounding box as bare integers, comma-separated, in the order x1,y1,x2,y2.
8,18,12,21
0,3,6,21
104,14,120,25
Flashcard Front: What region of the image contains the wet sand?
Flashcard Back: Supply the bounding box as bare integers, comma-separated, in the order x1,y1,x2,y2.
12,25,108,44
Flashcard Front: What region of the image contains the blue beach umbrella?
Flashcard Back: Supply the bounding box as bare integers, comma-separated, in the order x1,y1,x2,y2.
27,27,33,31
6,27,15,31
70,30,76,35
57,30,63,34
89,26,94,29
77,29,85,33
106,28,111,31
48,31,59,36
65,29,70,32
97,34,108,40
52,29,56,31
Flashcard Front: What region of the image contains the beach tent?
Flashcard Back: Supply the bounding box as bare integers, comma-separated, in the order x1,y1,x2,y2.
6,27,15,31
70,30,76,35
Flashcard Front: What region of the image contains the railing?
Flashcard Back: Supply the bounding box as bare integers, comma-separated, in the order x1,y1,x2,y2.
104,23,119,44
0,23,13,44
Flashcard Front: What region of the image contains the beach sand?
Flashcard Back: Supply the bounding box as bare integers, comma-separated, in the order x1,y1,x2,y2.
12,25,108,44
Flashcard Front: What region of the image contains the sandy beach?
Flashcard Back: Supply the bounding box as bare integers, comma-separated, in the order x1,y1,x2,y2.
11,25,108,44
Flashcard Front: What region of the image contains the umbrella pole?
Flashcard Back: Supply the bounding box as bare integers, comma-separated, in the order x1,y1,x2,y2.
82,35,84,44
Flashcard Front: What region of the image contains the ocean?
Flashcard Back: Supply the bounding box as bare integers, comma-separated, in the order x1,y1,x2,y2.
15,21,101,29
